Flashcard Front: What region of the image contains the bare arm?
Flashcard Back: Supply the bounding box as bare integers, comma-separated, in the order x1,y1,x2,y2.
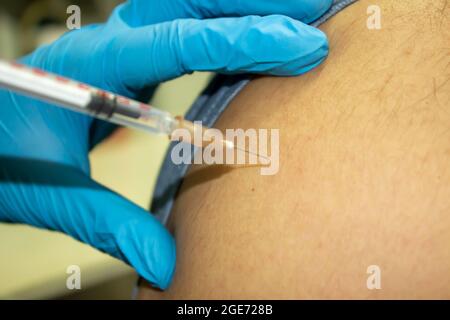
140,0,450,299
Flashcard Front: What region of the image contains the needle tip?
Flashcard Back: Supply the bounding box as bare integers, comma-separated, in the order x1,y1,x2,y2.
229,144,270,164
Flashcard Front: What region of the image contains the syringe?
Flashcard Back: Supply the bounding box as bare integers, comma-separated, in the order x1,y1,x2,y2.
0,59,264,160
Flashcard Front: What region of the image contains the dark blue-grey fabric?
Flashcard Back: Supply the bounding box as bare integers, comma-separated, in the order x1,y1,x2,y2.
151,0,359,225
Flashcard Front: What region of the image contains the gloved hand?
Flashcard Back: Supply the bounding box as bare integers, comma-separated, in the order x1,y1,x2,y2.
0,0,332,289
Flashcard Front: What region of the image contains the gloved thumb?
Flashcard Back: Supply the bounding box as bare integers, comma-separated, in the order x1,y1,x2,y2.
107,14,328,90
0,159,175,289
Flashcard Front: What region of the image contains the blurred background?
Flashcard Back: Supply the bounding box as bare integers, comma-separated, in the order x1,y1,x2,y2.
0,0,211,299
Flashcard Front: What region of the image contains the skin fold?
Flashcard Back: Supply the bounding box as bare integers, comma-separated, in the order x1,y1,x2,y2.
139,0,450,299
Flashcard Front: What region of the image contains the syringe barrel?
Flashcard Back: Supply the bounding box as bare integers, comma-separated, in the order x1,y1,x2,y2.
85,92,178,135
0,60,91,109
0,59,178,136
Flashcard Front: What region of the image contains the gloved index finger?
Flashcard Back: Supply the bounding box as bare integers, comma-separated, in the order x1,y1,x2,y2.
119,0,333,26
108,15,329,91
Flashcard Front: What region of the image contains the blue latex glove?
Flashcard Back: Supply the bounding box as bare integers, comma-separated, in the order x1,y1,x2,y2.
0,0,332,289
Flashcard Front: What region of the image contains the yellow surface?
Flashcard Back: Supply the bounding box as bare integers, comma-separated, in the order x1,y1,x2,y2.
0,72,212,299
